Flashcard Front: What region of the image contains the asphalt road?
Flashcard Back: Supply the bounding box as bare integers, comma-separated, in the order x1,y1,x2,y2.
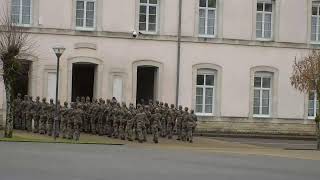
212,137,317,150
0,142,319,180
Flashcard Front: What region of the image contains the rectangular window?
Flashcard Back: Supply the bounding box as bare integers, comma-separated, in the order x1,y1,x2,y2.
308,91,319,118
196,73,215,115
312,2,320,41
199,0,216,37
139,0,158,33
76,0,96,30
256,0,273,39
47,72,57,102
253,73,272,117
11,0,32,25
113,77,123,103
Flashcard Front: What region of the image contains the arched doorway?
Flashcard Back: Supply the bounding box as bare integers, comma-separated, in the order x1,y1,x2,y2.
71,62,97,102
136,66,158,104
13,60,32,98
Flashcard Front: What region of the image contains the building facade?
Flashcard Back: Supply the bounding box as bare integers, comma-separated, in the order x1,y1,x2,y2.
0,0,318,135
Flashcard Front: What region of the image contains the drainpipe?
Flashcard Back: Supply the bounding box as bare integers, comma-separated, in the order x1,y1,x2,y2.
175,0,182,107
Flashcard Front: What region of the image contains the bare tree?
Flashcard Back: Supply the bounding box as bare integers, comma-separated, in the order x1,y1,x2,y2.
290,50,320,150
0,5,34,138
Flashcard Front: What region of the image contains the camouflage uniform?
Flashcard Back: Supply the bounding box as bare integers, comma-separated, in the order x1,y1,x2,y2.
166,104,176,139
97,100,106,136
135,106,148,143
119,105,127,140
21,95,28,130
187,110,197,143
13,93,22,129
46,99,55,136
73,104,83,141
145,105,152,134
151,108,162,143
181,107,189,141
175,106,183,140
125,105,135,141
39,98,48,134
67,103,75,139
60,102,69,139
33,97,41,133
90,100,99,134
83,97,91,132
112,105,120,138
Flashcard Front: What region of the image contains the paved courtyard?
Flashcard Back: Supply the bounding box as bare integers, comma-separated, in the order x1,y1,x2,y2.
0,142,320,180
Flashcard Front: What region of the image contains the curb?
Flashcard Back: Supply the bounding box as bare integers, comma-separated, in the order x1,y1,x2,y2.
0,139,125,146
195,133,316,140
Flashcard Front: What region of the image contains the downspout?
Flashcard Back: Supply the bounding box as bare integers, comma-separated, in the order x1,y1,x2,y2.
175,0,182,106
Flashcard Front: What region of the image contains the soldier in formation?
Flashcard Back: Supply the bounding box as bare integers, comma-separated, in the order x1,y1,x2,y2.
12,96,198,143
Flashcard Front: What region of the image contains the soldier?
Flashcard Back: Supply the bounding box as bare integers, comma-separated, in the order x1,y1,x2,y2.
160,103,169,137
106,100,114,137
135,105,148,143
54,100,61,138
60,102,69,139
187,109,197,143
73,104,83,141
151,108,162,143
167,104,176,139
21,95,29,130
181,107,189,141
67,103,75,139
25,96,35,132
97,100,106,136
39,98,48,134
145,105,152,134
175,105,183,140
13,93,22,129
83,96,91,132
125,104,135,141
112,103,120,138
90,99,99,134
47,99,55,136
119,103,127,140
33,97,41,133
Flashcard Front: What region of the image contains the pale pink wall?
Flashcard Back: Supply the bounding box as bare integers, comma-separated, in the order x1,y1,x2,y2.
222,0,253,40
278,0,308,43
38,0,73,29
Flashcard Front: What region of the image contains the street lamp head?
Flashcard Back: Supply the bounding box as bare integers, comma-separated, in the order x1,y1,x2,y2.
52,46,66,58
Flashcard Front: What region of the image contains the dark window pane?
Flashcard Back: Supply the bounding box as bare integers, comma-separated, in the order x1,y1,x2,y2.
200,0,206,7
265,3,272,12
254,77,261,87
257,3,263,11
197,75,204,85
313,6,318,15
262,77,271,88
139,23,146,31
208,0,216,8
139,15,146,23
205,75,214,86
148,23,156,31
140,0,147,3
149,0,158,4
140,6,146,14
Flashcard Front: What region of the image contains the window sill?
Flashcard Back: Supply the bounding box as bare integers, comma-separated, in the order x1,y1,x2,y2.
13,24,32,28
253,115,271,118
75,27,96,32
198,34,216,39
256,38,273,42
310,41,320,45
307,117,316,120
196,113,215,117
139,31,159,35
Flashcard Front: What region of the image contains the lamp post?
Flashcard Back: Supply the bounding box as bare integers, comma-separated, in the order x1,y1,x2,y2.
52,46,65,140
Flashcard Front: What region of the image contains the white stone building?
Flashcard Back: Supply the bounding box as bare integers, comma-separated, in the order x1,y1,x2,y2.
0,0,318,135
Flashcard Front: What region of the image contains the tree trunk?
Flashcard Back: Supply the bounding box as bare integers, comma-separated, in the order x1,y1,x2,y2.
316,91,320,150
4,81,13,138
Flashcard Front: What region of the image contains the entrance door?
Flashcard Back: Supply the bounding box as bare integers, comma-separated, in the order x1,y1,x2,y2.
13,60,31,98
72,63,96,102
136,66,158,104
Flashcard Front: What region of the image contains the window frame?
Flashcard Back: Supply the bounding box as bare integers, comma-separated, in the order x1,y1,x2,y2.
198,0,217,38
256,0,274,41
253,72,273,118
195,70,216,116
138,0,159,34
75,0,97,31
308,91,318,119
311,1,320,43
11,0,33,27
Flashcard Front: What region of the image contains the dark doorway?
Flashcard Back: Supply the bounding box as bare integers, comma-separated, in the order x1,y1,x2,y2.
72,63,96,102
13,60,31,98
136,66,157,104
